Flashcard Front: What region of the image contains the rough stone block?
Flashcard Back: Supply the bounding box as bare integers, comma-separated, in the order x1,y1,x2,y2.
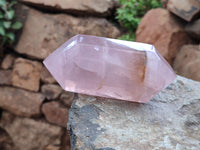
167,0,200,22
15,5,120,59
0,112,63,150
41,84,62,100
18,0,119,17
68,76,200,149
0,87,45,117
42,101,69,127
12,58,42,92
0,70,12,85
173,45,200,81
136,8,192,64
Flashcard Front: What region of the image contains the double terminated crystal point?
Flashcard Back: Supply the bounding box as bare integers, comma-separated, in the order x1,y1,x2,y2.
43,35,176,103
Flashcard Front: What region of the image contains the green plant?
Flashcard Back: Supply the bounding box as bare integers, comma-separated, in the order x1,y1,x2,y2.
0,0,22,48
116,0,162,41
116,0,162,31
118,32,136,41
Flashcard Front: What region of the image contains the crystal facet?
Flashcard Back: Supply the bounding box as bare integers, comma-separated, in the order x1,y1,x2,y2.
43,35,176,103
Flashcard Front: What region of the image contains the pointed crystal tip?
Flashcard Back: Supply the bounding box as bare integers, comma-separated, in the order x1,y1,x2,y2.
43,34,176,103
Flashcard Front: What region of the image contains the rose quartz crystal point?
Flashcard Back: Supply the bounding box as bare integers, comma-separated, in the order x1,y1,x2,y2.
43,35,176,103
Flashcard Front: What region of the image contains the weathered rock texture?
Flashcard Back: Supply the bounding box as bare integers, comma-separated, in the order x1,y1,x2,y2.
135,8,192,64
0,127,17,150
0,112,63,150
1,54,15,69
167,0,200,22
41,84,62,100
12,58,42,91
60,92,74,107
18,0,119,16
15,6,120,60
0,70,12,85
0,87,45,117
42,101,69,127
173,45,200,81
41,66,56,84
68,76,200,150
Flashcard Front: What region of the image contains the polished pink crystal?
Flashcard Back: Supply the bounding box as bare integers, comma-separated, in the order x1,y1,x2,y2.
43,35,176,103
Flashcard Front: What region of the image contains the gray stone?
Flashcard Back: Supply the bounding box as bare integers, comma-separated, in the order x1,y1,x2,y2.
68,76,200,150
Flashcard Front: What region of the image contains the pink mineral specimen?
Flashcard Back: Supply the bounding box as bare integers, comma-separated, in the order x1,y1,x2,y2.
43,35,176,103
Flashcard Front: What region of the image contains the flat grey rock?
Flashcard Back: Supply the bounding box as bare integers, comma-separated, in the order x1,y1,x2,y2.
67,76,200,150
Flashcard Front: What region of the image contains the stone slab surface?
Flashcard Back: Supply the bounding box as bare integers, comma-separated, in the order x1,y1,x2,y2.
167,0,200,22
68,76,200,150
19,0,119,16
